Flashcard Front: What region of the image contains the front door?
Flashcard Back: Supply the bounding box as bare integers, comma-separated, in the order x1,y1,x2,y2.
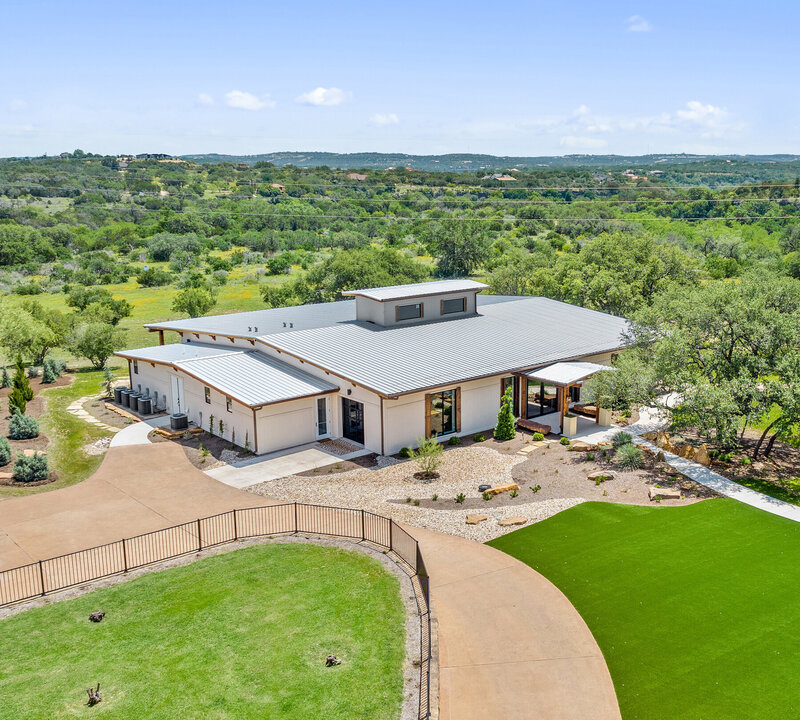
341,398,364,445
170,375,185,414
316,397,330,439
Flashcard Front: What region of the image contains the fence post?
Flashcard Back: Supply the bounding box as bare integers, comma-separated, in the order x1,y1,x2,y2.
122,538,129,573
197,518,202,551
293,502,298,533
361,509,365,541
233,509,238,541
38,560,45,596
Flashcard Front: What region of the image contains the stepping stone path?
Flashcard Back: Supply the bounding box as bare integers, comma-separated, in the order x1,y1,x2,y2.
66,396,121,433
499,516,528,527
465,514,487,525
22,449,46,458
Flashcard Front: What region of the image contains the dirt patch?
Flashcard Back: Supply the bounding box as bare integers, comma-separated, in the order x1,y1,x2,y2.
149,429,256,470
81,398,135,429
297,454,380,476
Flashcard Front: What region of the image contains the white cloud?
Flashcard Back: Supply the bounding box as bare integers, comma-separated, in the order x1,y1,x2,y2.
370,113,399,127
197,93,214,106
626,15,653,32
676,100,725,125
9,99,27,111
296,87,348,106
560,135,608,149
224,90,276,111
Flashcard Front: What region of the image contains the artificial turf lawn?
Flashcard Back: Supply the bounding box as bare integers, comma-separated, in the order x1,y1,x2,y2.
489,499,800,720
0,543,405,720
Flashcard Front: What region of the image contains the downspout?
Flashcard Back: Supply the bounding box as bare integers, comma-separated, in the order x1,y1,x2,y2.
127,359,132,389
252,407,259,454
380,396,385,456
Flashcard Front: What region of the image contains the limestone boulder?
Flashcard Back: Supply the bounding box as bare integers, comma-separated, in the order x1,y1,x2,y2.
588,470,617,482
654,450,666,463
486,482,519,496
569,441,599,452
694,444,710,466
655,431,670,449
465,514,488,525
649,486,681,501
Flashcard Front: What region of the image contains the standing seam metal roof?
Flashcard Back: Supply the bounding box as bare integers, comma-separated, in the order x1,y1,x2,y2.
341,279,488,301
258,297,630,396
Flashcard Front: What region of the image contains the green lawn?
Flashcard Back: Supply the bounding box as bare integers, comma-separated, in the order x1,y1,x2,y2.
0,543,406,719
1,370,114,499
734,475,800,506
489,499,800,719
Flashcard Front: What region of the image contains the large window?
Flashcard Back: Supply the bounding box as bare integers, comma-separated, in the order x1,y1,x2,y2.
441,297,466,315
133,360,138,374
527,381,558,418
396,303,423,321
429,389,456,436
204,387,211,404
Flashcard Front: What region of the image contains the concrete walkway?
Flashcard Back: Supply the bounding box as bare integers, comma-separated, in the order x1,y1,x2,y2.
414,526,620,720
637,438,800,522
207,442,372,489
108,416,165,447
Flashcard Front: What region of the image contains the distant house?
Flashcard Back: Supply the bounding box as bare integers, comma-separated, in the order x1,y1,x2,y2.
116,280,628,456
346,172,368,181
270,183,286,192
482,173,516,182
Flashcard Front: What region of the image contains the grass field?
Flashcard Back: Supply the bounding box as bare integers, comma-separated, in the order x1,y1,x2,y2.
489,499,800,720
0,370,113,499
0,543,405,719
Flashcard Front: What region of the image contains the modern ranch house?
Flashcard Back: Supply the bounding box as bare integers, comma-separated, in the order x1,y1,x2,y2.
115,280,629,455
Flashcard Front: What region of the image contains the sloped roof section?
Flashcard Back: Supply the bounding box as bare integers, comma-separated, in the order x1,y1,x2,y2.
524,361,613,386
178,352,338,407
259,297,629,396
115,344,338,407
342,279,488,302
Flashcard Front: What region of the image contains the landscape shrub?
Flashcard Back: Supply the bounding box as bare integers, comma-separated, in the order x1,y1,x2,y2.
560,437,571,446
0,367,10,388
612,431,633,448
448,436,461,446
26,366,40,379
616,443,644,470
482,491,492,501
411,437,443,479
455,492,465,504
473,433,486,442
532,432,545,441
494,386,517,441
13,453,48,483
0,436,11,466
398,447,412,458
41,361,56,384
8,413,39,440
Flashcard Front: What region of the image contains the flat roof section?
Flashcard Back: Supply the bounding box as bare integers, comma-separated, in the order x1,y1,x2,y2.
524,361,614,386
342,279,488,302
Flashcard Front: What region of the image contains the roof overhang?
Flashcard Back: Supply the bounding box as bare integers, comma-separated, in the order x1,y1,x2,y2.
523,361,614,387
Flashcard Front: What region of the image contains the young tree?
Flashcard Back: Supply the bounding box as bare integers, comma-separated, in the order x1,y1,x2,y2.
8,363,34,415
0,306,58,366
100,367,115,397
0,366,10,388
494,386,517,441
171,287,216,318
70,322,126,369
411,436,444,479
41,359,56,384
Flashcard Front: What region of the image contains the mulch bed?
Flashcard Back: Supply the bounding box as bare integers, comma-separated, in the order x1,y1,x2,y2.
149,429,255,469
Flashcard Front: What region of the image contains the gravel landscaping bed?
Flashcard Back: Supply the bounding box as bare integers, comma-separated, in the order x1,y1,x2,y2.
247,437,714,542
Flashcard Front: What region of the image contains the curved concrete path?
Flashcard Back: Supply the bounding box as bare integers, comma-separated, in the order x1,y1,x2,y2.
413,526,620,720
0,443,621,719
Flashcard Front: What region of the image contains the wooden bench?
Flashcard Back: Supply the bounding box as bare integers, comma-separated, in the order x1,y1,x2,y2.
572,403,598,418
516,418,552,435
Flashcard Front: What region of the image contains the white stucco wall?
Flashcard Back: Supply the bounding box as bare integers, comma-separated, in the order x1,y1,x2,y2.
128,361,172,413
354,291,477,327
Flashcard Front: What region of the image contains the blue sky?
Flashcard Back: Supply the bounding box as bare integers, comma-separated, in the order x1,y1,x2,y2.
2,0,799,156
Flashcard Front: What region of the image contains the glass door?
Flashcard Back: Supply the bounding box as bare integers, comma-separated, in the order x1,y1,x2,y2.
341,398,365,445
316,397,329,438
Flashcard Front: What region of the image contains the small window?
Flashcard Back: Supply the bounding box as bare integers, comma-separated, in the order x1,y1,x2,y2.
204,387,211,404
133,359,138,374
441,297,466,315
396,303,423,321
226,396,232,413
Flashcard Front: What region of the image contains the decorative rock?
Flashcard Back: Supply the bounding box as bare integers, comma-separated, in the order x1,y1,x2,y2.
325,654,342,666
680,481,695,491
485,482,519,496
569,441,598,452
678,445,696,460
219,449,240,464
649,486,681,500
22,449,45,458
478,484,492,492
694,444,711,466
587,470,617,482
89,611,106,623
499,516,528,527
654,450,666,463
655,431,670,449
0,472,13,480
465,514,488,525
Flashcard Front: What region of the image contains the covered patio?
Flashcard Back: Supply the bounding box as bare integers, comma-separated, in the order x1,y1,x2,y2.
515,361,614,436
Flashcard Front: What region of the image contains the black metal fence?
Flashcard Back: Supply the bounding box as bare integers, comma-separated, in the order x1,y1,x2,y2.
0,502,432,719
